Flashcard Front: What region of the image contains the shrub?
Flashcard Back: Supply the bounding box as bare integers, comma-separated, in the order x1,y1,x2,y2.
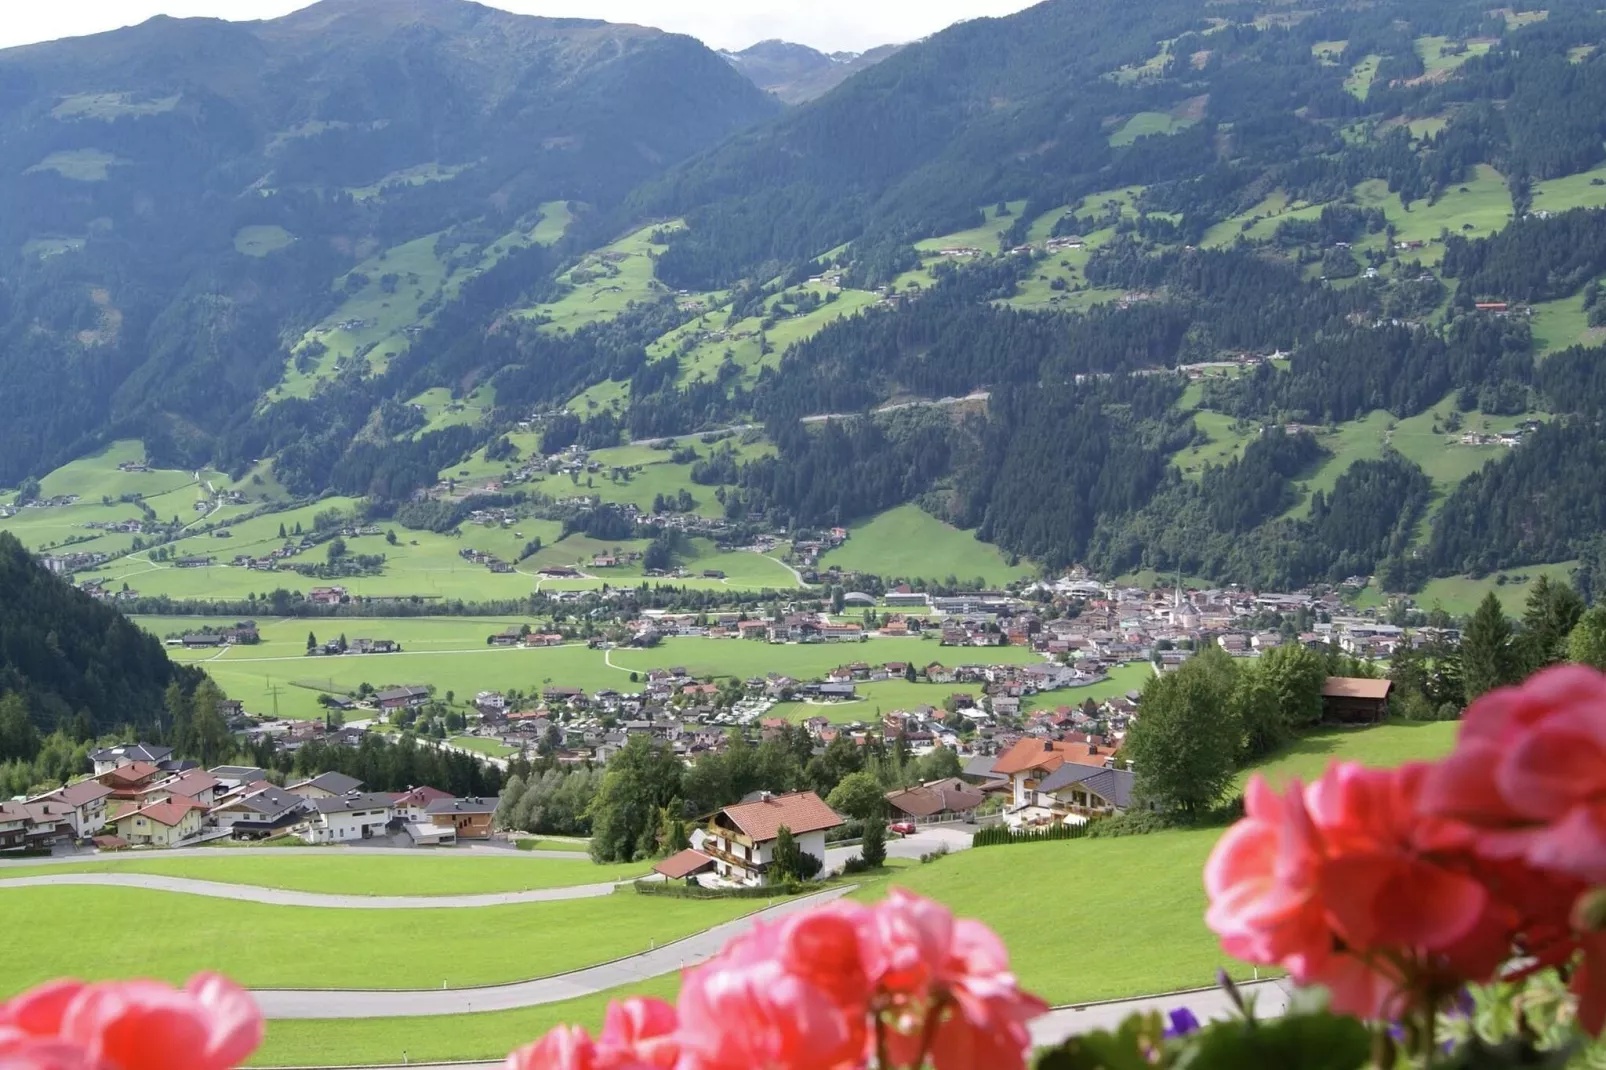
971,821,1096,847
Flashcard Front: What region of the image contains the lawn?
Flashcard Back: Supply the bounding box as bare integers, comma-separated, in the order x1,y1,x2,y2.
604,637,1041,686
1353,164,1512,250
0,854,643,895
517,838,590,852
1174,410,1258,479
1416,562,1580,617
914,203,1026,254
1530,291,1604,356
1344,54,1382,98
521,221,710,335
821,505,1033,586
1236,720,1459,790
1532,161,1606,215
0,887,770,997
451,735,518,757
1414,36,1491,77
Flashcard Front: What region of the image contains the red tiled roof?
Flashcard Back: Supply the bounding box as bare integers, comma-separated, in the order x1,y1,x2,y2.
885,779,986,818
392,786,453,807
99,761,160,786
51,780,113,807
718,791,843,842
1322,677,1393,700
653,849,716,880
991,738,1109,776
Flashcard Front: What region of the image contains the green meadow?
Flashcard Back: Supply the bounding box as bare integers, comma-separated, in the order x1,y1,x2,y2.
1416,562,1580,617
0,854,643,894
821,504,1034,586
0,887,770,996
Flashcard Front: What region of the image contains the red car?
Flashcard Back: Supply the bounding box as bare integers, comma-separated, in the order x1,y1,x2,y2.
889,821,916,836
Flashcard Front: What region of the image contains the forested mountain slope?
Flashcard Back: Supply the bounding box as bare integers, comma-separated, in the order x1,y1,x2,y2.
0,0,777,485
0,532,205,733
8,0,1606,598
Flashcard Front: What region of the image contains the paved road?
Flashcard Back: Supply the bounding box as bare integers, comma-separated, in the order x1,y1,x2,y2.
0,872,635,908
824,824,976,871
250,980,1293,1066
252,887,855,1018
0,844,589,866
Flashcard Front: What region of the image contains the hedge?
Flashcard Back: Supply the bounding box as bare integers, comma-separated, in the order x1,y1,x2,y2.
971,821,1098,847
629,878,811,899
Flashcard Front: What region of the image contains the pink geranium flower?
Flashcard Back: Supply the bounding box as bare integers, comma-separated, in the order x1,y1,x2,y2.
0,974,262,1070
1422,664,1606,884
505,999,679,1070
674,956,860,1070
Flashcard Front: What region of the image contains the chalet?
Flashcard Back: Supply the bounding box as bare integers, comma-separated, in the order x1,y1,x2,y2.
702,791,843,886
524,634,565,648
307,586,348,605
489,628,523,646
1321,677,1393,724
95,761,166,799
992,737,1116,812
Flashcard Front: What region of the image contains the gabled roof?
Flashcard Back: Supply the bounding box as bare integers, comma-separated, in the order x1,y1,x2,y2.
885,779,986,818
215,784,305,820
290,771,363,796
1322,677,1393,700
992,738,1110,776
392,786,453,808
155,770,221,798
209,765,268,781
90,742,173,764
310,792,397,814
98,761,162,786
113,799,207,827
718,791,842,842
47,780,114,808
423,796,496,816
653,849,716,880
1037,764,1137,809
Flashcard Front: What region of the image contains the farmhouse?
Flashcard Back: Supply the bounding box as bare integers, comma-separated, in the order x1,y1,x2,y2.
702,790,843,887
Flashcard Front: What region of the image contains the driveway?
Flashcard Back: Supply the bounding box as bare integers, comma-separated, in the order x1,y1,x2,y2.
251,887,855,1018
0,872,632,909
824,823,976,872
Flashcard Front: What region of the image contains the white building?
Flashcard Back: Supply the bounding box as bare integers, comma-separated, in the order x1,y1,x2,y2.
295,793,395,843
703,791,843,886
33,779,113,839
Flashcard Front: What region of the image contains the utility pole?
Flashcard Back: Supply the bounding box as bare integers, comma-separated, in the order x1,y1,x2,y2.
265,679,283,719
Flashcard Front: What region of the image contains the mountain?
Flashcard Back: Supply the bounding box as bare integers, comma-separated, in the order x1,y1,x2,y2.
0,0,779,485
0,532,205,736
7,0,1606,600
720,40,902,104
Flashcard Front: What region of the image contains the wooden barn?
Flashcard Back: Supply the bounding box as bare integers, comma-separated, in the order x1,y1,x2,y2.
1321,677,1393,723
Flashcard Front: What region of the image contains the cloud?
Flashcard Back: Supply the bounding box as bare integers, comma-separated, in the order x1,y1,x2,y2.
0,0,1041,53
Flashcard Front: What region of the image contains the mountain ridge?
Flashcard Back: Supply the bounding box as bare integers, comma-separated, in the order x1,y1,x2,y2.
719,38,903,103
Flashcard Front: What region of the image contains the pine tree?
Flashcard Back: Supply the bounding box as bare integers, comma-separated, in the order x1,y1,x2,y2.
1461,593,1518,701
1520,575,1584,673
860,818,887,869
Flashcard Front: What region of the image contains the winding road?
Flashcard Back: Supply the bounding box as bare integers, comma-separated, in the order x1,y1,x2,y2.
0,872,634,909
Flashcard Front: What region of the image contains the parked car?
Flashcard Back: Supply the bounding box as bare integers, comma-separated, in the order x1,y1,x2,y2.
889,821,916,836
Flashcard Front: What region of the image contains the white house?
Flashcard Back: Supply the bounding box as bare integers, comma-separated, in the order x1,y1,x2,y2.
33,779,113,839
391,785,453,823
295,793,395,843
88,742,172,776
703,791,842,886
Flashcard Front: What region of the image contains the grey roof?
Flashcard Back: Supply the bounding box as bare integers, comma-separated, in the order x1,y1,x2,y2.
297,771,363,795
310,792,397,814
90,743,172,764
229,785,306,820
961,755,1005,782
209,766,267,782
1036,763,1135,808
376,686,430,702
423,796,496,816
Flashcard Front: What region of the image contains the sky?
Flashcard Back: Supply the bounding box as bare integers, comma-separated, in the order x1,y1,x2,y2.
0,0,1042,53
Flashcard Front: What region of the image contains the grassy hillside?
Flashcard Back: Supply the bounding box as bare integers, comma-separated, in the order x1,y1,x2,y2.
821,505,1033,586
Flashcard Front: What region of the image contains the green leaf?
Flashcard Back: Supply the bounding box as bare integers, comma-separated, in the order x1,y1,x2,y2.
1172,1009,1371,1070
